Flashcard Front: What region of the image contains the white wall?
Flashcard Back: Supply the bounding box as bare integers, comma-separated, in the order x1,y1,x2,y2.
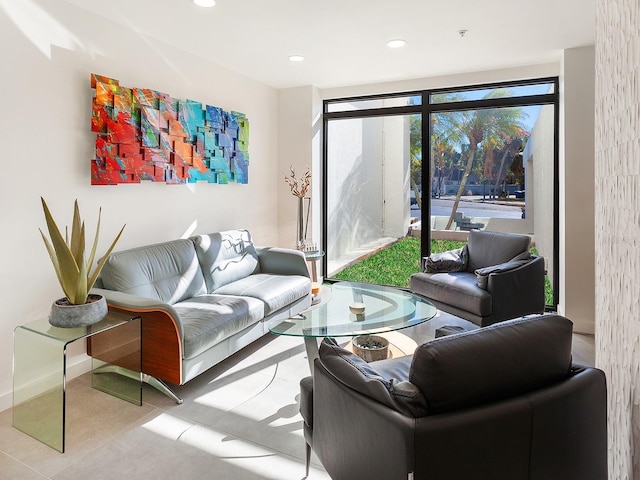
278,87,314,249
595,1,640,477
560,46,596,333
0,0,279,411
322,64,560,99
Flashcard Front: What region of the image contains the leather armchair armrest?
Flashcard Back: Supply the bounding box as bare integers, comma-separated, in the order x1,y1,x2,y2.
475,258,531,289
255,246,310,278
486,256,546,322
314,360,416,480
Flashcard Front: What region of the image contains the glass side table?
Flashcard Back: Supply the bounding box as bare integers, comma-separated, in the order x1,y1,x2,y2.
303,250,325,305
13,311,141,452
303,250,325,283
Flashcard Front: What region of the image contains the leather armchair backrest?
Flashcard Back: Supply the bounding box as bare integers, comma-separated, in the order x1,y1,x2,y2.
409,314,573,415
466,229,531,272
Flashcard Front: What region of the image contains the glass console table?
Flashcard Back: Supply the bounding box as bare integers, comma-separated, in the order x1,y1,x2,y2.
268,281,437,372
13,311,141,452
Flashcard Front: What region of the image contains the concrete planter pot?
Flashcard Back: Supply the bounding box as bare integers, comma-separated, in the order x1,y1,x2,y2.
352,334,389,362
49,294,108,328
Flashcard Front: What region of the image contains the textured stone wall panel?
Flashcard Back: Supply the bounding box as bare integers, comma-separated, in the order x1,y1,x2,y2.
596,0,640,478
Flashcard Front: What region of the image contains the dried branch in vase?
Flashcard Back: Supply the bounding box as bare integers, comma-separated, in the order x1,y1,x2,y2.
284,165,311,198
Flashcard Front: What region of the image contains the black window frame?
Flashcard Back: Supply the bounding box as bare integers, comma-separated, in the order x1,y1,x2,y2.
322,77,559,307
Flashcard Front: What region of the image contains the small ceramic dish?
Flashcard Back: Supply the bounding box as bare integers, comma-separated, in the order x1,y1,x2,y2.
349,302,366,314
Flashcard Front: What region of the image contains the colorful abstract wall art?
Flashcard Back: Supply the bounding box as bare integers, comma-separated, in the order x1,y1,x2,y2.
90,74,249,185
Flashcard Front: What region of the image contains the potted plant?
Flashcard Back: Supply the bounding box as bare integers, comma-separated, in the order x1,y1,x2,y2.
39,197,125,327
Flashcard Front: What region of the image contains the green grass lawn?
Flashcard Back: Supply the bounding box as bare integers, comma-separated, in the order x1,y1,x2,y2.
333,236,553,305
333,237,464,288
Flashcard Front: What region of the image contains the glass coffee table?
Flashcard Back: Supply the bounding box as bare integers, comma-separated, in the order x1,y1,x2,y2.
268,281,437,372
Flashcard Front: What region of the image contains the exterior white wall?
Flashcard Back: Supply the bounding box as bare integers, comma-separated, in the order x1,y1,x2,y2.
382,115,412,239
326,116,386,263
530,104,556,287
0,0,279,411
595,1,640,477
560,46,596,333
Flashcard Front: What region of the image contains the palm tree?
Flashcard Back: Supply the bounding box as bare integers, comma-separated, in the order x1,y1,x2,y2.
434,91,527,230
491,137,525,198
409,114,423,211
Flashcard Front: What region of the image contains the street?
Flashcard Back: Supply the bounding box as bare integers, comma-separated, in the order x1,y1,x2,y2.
412,197,524,219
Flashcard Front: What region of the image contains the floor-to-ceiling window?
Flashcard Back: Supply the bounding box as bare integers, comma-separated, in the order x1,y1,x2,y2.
323,78,559,307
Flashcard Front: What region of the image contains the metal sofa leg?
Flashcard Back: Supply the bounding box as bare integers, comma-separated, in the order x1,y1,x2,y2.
93,365,184,404
143,374,184,404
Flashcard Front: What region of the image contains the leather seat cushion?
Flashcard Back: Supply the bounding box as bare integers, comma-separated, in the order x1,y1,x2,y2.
174,294,264,359
410,271,491,316
214,273,311,316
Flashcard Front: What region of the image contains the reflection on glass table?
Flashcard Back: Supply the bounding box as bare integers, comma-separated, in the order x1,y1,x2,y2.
268,281,437,372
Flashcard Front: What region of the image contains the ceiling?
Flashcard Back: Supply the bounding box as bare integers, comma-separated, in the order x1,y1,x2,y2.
63,0,595,90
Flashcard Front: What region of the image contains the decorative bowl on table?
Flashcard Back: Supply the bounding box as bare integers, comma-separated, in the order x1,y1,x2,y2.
351,335,389,362
349,302,366,314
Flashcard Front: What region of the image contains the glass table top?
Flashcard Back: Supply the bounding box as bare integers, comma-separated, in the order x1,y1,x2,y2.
268,281,437,338
17,311,139,344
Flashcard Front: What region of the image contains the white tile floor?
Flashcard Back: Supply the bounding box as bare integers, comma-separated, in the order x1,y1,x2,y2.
0,311,594,480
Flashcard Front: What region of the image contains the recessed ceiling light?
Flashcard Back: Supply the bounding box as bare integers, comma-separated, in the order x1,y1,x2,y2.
289,55,305,62
386,39,406,48
194,0,215,7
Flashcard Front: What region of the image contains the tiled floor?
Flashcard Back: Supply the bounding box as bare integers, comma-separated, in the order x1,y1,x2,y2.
0,311,594,480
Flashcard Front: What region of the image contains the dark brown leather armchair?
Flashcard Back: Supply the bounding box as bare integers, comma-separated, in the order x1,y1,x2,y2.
299,314,607,480
410,229,546,326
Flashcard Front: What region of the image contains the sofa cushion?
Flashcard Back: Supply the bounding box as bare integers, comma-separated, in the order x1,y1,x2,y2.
214,273,310,316
409,314,573,415
424,246,468,273
318,338,428,417
410,271,492,316
174,294,264,359
474,252,533,290
466,230,531,272
192,230,260,293
100,239,206,304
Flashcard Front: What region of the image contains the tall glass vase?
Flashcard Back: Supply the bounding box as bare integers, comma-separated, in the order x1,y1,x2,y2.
297,196,306,250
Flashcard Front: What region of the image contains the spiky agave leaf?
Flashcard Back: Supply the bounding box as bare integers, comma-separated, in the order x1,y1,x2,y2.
40,197,125,305
86,207,102,278
40,198,81,302
69,200,85,270
39,229,64,292
87,223,125,292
